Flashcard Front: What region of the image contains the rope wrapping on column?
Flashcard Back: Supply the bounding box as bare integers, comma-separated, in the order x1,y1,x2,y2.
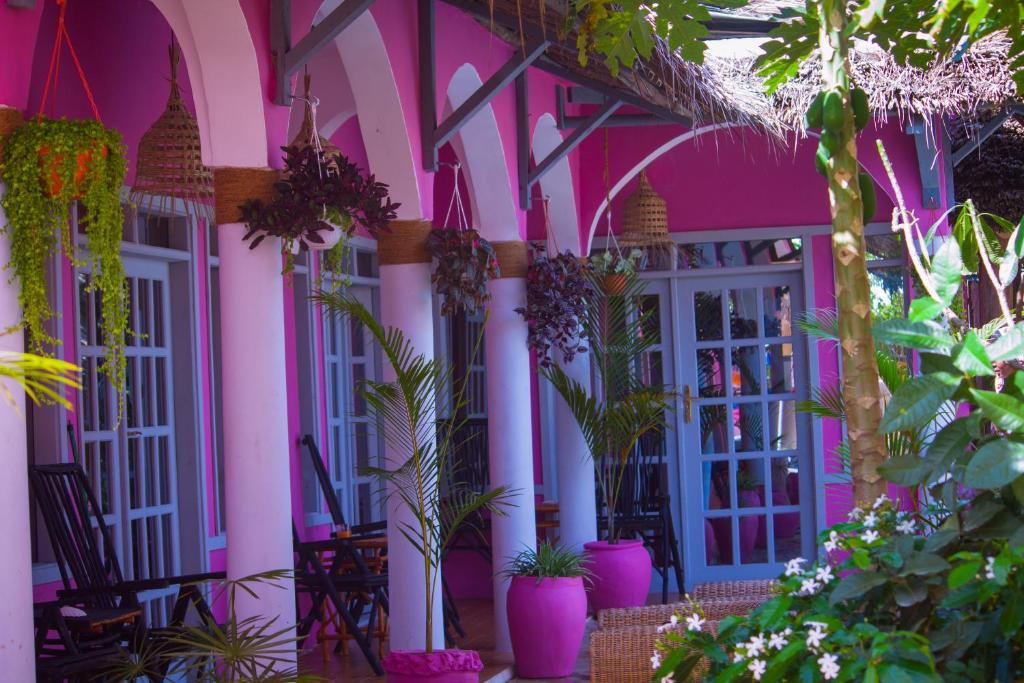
0,108,25,163
378,220,433,265
492,241,529,278
213,167,280,225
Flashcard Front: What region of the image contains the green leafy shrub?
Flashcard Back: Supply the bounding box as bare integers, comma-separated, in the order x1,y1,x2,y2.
503,540,591,580
656,203,1024,681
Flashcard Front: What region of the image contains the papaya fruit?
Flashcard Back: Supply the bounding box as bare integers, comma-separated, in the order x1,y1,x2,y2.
822,90,844,131
815,143,830,176
819,129,840,155
804,92,825,129
859,172,877,223
851,88,870,131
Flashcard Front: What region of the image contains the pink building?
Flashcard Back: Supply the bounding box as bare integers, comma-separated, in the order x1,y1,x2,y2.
0,0,999,679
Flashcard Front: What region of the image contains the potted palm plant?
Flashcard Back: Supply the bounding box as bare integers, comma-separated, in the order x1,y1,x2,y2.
503,541,589,679
315,291,513,682
542,269,674,611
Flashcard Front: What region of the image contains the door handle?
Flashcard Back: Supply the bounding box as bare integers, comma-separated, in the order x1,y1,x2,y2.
683,385,693,424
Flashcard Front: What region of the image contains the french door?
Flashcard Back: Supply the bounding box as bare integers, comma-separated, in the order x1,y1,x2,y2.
78,256,181,625
674,271,814,586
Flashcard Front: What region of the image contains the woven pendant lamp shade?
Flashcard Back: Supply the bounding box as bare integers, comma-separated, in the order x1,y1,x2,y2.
130,42,213,224
618,169,674,259
290,74,341,165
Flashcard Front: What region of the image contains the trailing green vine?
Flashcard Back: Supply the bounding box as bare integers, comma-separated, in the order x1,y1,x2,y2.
1,117,128,418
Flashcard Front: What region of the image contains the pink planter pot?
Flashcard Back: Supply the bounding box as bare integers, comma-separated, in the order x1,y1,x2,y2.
507,575,587,678
383,649,483,683
584,539,652,611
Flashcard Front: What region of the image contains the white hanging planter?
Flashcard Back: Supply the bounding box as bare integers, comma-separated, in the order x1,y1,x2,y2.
308,220,345,251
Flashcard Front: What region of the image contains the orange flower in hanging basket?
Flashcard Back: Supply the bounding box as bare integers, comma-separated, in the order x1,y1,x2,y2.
601,272,628,296
37,142,108,198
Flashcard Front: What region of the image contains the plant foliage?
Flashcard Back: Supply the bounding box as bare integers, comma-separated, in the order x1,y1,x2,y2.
0,349,80,409
656,205,1024,681
516,247,596,368
426,227,499,317
313,291,515,652
502,540,591,580
240,145,399,273
542,270,674,542
0,117,127,417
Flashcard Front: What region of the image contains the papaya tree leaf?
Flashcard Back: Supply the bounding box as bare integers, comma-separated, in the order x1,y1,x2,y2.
969,389,1024,432
988,322,1024,361
908,296,944,322
931,238,962,305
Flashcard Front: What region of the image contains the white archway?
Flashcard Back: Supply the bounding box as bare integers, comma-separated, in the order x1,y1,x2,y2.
532,113,581,254
318,0,424,218
150,0,268,167
444,63,519,241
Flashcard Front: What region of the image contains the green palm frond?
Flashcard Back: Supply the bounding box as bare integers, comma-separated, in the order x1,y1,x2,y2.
313,290,513,652
798,384,846,420
0,350,80,409
796,308,839,341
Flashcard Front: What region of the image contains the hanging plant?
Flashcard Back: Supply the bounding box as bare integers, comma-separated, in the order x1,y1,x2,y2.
1,117,127,409
515,246,596,367
318,221,352,293
239,144,399,273
426,228,499,317
589,247,645,295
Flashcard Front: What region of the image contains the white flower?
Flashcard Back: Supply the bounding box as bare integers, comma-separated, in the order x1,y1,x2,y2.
873,493,890,510
732,649,746,663
861,529,880,544
863,511,878,528
848,507,864,521
768,631,788,650
657,614,680,632
748,659,767,681
746,633,766,658
986,556,997,580
661,675,674,683
805,623,828,650
816,565,834,585
686,613,705,632
818,653,840,680
823,530,840,553
784,557,806,577
896,519,916,534
651,652,662,669
799,578,821,596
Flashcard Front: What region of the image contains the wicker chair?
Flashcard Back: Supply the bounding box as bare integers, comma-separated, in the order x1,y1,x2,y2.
590,622,716,682
597,594,768,629
692,579,776,603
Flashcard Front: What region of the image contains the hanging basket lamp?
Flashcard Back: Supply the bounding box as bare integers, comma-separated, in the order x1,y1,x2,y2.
130,41,214,223
617,169,674,261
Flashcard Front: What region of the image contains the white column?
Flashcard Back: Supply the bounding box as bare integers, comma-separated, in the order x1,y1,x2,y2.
484,276,537,653
217,222,295,656
0,182,35,682
379,258,445,651
555,352,597,551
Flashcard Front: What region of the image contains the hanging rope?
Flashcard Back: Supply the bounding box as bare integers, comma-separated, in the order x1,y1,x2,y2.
38,0,102,122
603,128,623,258
441,161,469,232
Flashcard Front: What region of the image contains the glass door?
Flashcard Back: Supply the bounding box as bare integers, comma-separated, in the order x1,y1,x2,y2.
676,271,814,586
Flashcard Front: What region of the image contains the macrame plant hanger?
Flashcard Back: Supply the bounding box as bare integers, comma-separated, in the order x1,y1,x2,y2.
38,0,102,123
603,129,624,260
441,161,470,234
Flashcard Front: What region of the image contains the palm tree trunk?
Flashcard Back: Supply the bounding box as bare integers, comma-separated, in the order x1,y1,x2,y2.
819,0,888,503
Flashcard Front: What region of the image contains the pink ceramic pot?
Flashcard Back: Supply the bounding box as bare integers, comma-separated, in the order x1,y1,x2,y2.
507,575,587,678
383,649,483,682
584,539,653,611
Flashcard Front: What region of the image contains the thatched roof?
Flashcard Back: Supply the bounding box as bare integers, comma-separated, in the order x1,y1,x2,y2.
950,114,1024,220
462,0,1019,136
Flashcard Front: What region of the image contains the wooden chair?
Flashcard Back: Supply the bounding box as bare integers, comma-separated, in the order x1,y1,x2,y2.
293,524,389,675
29,462,222,680
301,434,467,645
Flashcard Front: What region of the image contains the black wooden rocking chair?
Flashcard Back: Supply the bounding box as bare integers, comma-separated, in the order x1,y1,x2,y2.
29,459,223,681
